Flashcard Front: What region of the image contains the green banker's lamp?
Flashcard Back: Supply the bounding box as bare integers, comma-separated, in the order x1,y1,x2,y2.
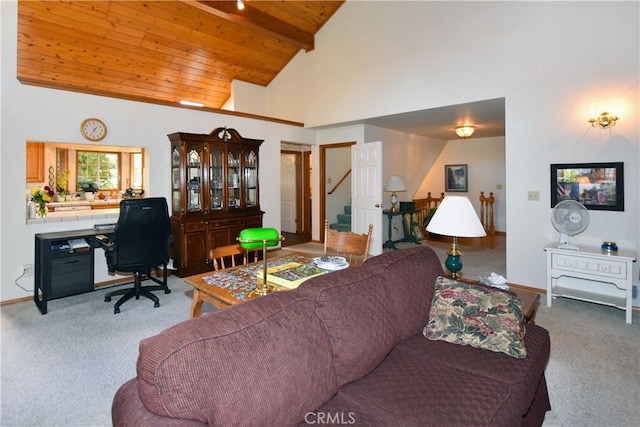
426,196,486,279
237,228,285,298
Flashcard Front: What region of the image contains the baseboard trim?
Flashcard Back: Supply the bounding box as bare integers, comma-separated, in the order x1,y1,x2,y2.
1,277,134,307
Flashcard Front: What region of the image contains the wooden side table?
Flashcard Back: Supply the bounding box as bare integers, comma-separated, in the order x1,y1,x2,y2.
456,277,541,323
545,244,636,324
382,209,420,250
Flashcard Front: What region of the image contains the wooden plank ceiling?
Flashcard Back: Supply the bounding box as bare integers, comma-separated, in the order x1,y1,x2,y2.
17,1,344,110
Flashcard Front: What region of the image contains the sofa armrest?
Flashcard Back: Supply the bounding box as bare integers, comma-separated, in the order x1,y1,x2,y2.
112,378,205,427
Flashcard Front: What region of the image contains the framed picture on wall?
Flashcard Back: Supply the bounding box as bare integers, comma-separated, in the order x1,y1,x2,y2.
550,162,624,211
445,164,468,192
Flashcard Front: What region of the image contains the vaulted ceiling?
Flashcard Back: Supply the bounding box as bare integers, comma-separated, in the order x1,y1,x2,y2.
17,0,345,110
16,1,505,139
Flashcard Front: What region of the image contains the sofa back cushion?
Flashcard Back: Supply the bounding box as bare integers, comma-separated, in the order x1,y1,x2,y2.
136,291,337,426
363,246,444,340
297,267,399,387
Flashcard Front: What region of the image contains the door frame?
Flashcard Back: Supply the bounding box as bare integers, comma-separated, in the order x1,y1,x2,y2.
319,141,356,242
280,149,312,234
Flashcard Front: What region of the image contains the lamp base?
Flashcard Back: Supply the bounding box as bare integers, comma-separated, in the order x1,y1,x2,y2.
390,191,399,212
445,237,463,279
445,254,462,279
247,281,278,298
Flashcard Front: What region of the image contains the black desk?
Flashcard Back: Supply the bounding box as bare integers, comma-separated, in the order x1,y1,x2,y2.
383,209,419,250
34,227,115,314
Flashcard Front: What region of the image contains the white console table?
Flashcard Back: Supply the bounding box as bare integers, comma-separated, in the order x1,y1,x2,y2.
545,244,636,324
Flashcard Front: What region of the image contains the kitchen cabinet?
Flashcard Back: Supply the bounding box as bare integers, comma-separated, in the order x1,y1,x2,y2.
168,128,264,277
26,142,45,183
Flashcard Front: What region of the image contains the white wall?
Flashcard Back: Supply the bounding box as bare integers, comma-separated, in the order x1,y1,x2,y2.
267,1,640,291
227,80,267,116
0,1,316,301
3,1,638,300
419,137,506,232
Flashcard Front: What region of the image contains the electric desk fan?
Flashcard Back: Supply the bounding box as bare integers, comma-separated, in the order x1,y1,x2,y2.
551,200,590,250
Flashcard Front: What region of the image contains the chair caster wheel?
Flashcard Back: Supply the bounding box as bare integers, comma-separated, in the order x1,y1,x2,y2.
114,307,120,314
165,289,171,294
154,302,160,308
105,296,112,302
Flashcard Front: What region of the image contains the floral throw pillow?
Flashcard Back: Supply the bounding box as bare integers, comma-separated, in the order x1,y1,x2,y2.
423,276,527,358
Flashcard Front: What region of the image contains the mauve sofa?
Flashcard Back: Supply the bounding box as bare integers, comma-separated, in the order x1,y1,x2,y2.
112,246,551,426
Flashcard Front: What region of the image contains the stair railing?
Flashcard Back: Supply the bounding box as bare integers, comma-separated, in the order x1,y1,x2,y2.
413,192,445,236
327,169,351,195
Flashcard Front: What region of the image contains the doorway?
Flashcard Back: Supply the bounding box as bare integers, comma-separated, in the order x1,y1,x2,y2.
319,142,356,242
280,146,311,247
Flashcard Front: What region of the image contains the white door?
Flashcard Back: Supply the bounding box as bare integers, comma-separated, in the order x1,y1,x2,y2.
280,153,297,233
352,141,383,256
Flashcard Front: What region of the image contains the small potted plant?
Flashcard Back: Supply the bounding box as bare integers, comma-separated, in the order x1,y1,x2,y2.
31,186,54,218
80,181,99,200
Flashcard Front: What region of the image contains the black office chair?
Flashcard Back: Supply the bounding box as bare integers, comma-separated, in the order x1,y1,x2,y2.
96,197,172,314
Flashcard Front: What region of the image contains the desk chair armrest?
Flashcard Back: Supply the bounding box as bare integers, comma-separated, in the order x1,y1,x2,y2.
95,234,113,251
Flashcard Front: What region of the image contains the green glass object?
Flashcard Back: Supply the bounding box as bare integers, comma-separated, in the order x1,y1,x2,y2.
237,227,280,249
237,228,284,297
445,254,463,279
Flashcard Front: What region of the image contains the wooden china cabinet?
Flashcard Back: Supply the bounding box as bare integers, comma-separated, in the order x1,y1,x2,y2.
168,127,263,277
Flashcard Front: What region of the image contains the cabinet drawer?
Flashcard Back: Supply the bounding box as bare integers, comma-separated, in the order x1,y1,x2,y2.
185,221,206,232
246,215,263,226
50,253,93,299
209,218,244,228
551,253,628,280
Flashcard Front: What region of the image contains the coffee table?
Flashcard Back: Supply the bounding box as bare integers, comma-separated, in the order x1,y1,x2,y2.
184,252,318,317
456,277,541,323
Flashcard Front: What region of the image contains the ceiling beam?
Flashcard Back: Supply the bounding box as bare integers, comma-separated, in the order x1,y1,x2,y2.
182,0,315,52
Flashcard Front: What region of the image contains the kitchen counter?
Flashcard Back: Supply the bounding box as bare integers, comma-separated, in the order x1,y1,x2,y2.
27,200,122,224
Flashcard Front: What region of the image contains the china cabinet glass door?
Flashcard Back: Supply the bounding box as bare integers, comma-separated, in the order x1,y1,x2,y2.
171,144,181,213
209,145,224,211
227,147,241,209
244,149,258,208
186,144,202,212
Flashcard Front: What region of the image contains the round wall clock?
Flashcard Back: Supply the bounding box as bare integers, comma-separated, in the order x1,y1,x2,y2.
80,118,107,141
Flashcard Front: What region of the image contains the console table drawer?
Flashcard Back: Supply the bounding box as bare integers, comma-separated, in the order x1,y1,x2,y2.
551,253,628,280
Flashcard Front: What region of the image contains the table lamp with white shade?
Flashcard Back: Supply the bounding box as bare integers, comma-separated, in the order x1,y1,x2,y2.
426,196,486,278
384,176,406,212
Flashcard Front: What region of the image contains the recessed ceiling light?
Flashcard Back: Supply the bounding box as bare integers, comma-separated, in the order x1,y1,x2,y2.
179,100,204,107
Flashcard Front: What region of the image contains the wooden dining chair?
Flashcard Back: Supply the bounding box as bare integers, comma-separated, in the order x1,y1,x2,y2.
209,244,258,271
323,219,373,266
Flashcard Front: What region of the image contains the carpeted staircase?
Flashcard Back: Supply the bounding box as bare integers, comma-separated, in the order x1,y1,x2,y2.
330,204,351,232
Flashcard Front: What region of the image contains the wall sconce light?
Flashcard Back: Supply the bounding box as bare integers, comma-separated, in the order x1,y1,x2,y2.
384,176,406,212
588,110,619,128
455,126,475,138
237,0,245,10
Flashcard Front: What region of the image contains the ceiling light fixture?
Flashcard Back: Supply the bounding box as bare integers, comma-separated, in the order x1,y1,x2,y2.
237,0,245,10
179,100,204,107
455,125,475,138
